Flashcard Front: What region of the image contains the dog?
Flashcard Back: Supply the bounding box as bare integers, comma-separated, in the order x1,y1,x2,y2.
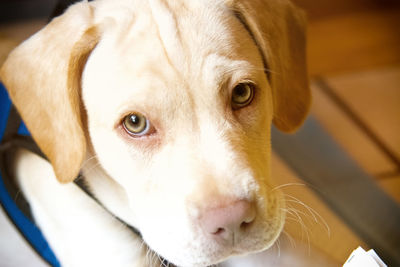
0,0,310,266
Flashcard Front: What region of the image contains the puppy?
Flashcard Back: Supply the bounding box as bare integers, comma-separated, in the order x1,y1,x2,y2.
0,0,310,266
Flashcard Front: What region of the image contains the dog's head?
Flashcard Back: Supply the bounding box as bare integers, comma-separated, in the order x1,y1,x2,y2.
1,0,310,266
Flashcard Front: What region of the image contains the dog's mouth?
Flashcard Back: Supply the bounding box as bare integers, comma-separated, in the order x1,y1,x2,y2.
136,191,286,267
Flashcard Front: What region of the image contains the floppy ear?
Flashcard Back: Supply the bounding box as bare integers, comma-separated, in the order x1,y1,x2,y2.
0,2,100,183
230,0,311,132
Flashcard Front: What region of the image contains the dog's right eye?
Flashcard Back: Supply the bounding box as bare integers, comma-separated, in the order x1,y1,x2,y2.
231,82,255,110
122,113,151,137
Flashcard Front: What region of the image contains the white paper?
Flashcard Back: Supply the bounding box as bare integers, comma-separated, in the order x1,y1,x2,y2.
343,247,387,267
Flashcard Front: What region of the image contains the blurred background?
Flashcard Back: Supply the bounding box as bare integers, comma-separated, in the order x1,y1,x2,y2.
0,0,399,265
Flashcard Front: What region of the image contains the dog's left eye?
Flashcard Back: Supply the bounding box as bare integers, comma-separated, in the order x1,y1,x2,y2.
231,83,255,109
122,113,150,136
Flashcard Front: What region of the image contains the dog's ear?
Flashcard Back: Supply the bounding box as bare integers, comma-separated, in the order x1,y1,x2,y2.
229,0,311,132
0,2,100,183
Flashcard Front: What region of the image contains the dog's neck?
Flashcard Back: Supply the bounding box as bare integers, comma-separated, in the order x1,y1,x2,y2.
80,150,139,229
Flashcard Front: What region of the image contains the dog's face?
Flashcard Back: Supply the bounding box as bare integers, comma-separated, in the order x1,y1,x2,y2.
1,0,310,266
83,3,280,265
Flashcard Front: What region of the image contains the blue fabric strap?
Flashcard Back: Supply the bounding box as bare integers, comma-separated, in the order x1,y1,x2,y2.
0,83,60,267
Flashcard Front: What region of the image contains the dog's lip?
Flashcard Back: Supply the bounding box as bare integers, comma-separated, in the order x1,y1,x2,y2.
148,220,281,267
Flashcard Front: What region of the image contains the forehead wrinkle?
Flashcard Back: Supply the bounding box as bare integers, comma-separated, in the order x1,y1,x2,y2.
148,0,185,74
148,0,201,134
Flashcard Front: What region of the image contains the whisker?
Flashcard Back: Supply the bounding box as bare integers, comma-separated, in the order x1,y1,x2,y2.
270,182,306,192
81,161,103,176
80,154,100,169
138,240,146,251
276,237,281,258
284,194,331,237
146,247,152,266
285,203,310,249
282,230,296,249
150,250,156,266
244,65,280,75
284,207,313,222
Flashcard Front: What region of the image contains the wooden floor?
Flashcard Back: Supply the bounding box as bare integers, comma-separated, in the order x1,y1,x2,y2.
299,0,400,204
283,0,400,264
0,0,399,265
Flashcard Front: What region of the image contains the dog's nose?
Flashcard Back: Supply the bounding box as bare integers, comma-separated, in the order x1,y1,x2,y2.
200,200,256,242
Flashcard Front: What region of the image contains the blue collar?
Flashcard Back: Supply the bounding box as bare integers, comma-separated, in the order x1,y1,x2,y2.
0,82,60,267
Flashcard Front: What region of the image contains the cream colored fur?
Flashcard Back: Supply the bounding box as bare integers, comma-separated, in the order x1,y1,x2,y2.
1,0,310,266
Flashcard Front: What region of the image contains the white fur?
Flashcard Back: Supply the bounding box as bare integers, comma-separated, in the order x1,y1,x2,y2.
80,2,283,266
13,149,150,267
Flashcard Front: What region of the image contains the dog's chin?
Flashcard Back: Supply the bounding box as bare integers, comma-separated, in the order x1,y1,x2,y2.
151,222,284,267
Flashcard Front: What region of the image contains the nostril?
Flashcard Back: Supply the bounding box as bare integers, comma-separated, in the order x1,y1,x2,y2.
213,227,226,236
242,209,256,227
240,220,253,230
200,200,256,238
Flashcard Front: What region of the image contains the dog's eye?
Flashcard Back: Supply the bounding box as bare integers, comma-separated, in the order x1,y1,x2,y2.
231,83,254,109
122,113,150,136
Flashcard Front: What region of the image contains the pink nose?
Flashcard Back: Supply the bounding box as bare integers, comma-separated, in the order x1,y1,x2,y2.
200,200,256,242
